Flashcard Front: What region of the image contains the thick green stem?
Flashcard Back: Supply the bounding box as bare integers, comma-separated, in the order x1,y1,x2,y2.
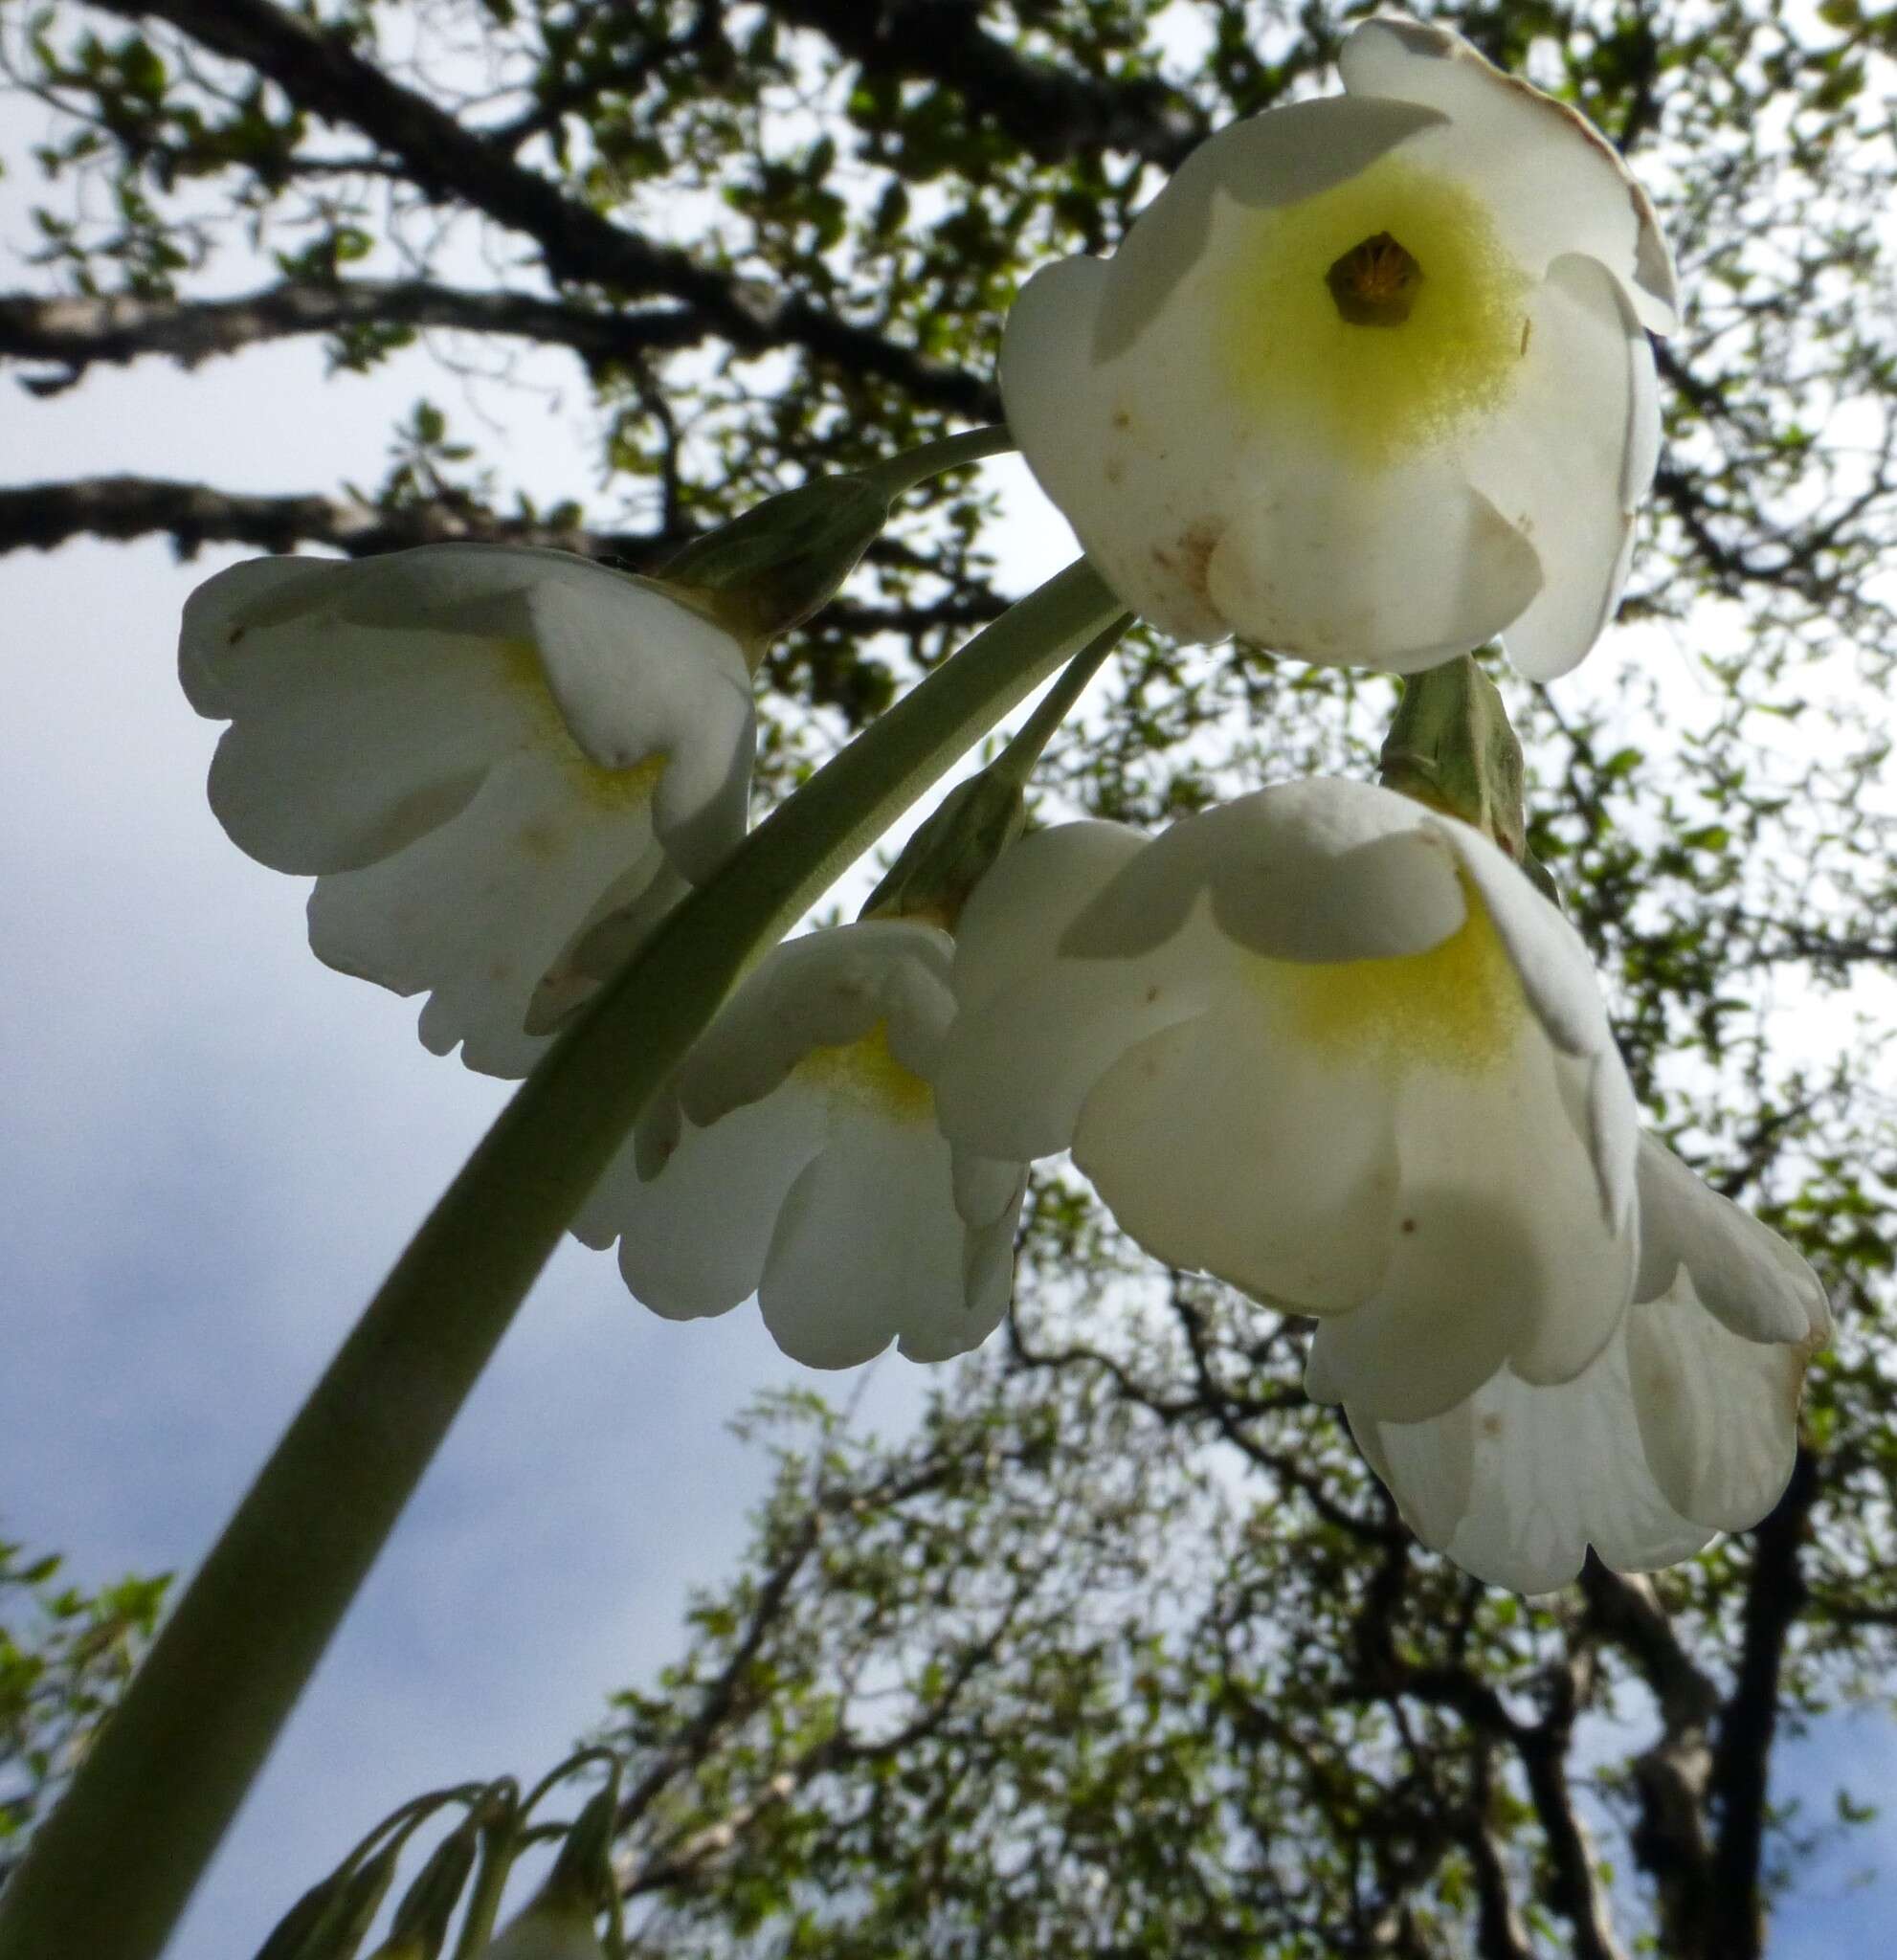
0,557,1119,1960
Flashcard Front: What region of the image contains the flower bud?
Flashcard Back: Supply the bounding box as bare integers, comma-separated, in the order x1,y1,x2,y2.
475,1785,617,1960
859,772,1028,930
1376,653,1541,874
365,1816,480,1960
252,1873,346,1960
660,474,890,643
255,1840,401,1960
473,1897,606,1960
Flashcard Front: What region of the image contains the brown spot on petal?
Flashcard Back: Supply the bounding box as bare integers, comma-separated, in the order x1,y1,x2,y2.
1479,1413,1505,1440
1150,518,1226,609
1400,1217,1417,1236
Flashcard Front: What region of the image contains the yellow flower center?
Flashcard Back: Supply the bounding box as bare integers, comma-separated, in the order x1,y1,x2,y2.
794,1020,936,1122
1249,878,1524,1076
1211,157,1529,467
498,638,667,810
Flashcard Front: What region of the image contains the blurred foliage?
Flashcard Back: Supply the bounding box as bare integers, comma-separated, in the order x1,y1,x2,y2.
4,0,1897,1953
0,1539,167,1891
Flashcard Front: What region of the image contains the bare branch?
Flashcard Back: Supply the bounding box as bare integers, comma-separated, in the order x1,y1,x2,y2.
1707,1447,1823,1960
0,474,669,562
84,0,999,419
0,282,705,391
766,0,1206,167
1467,1750,1535,1960
1512,1694,1630,1960
1579,1565,1719,1958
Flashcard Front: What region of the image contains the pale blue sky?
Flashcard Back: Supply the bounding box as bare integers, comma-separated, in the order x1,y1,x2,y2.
0,320,944,1951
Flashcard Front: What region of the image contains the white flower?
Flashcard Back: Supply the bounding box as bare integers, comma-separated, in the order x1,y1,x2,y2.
934,779,1641,1425
476,1899,604,1960
1000,15,1676,679
1318,1137,1829,1592
935,779,1827,1587
180,544,756,1077
574,920,1027,1370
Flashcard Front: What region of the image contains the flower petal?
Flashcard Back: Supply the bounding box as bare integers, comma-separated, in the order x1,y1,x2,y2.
578,1083,826,1322
960,1192,1028,1343
952,1149,1029,1231
1625,1273,1806,1531
1634,1136,1829,1345
1199,443,1544,670
954,822,1147,1010
524,857,692,1036
1356,1335,1714,1592
195,615,525,877
308,746,669,1077
179,555,337,716
681,923,955,1127
760,1110,1002,1369
998,254,1231,644
937,823,1190,1161
1437,819,1616,1059
1073,1003,1399,1311
517,568,757,880
1462,253,1660,679
1061,782,1467,965
1350,1396,1476,1551
1310,1040,1634,1420
1339,17,1679,332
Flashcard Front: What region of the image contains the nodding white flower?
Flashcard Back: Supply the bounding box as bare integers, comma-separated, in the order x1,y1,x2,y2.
934,779,1825,1587
1318,1138,1829,1592
181,544,756,1078
935,779,1642,1422
574,920,1026,1370
1000,15,1676,679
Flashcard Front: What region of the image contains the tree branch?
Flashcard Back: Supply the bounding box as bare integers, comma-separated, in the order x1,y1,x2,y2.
1467,1749,1534,1960
1707,1446,1822,1960
1512,1695,1630,1960
0,474,670,562
85,0,999,419
1579,1564,1720,1958
766,0,1206,167
0,281,705,390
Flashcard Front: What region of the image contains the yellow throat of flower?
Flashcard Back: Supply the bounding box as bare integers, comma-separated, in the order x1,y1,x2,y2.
1212,157,1530,467
1252,876,1526,1076
795,1020,936,1122
499,638,668,810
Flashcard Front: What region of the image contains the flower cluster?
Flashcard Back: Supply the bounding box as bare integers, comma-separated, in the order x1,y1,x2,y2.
932,783,1827,1593
178,17,1828,1593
